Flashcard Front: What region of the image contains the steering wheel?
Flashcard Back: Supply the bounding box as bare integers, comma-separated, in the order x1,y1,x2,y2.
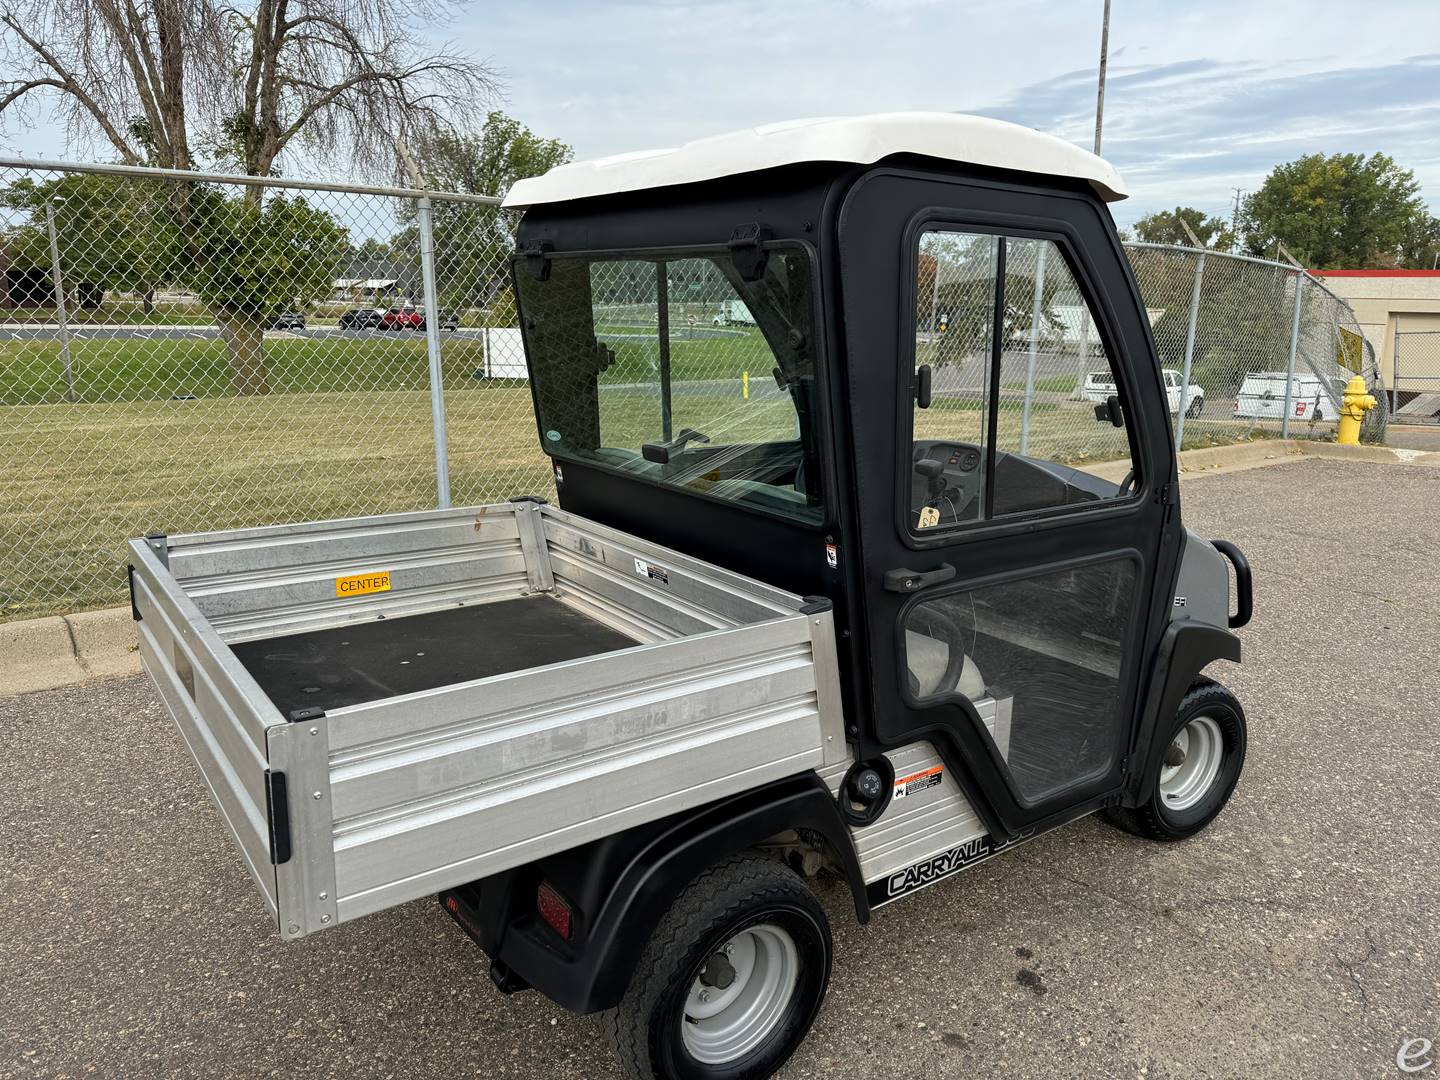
1117,469,1136,497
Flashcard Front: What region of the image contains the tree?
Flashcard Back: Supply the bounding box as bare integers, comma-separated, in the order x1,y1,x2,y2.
1241,153,1440,269
0,173,174,310
0,0,501,391
176,189,350,394
1134,206,1235,251
406,113,572,311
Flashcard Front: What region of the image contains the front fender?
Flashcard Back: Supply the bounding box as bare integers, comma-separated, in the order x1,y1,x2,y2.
1124,621,1241,805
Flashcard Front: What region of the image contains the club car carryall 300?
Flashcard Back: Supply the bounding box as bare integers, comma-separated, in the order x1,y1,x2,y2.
129,113,1253,1080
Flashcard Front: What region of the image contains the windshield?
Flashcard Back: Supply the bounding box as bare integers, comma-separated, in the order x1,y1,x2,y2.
516,246,824,524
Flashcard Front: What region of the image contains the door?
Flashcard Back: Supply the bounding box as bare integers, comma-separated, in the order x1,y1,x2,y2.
837,169,1179,835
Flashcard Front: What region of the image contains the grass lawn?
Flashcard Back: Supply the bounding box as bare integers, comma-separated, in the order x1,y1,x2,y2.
1,336,493,405
0,386,553,620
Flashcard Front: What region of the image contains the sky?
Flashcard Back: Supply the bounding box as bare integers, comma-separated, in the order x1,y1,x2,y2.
456,0,1440,228
2,0,1438,229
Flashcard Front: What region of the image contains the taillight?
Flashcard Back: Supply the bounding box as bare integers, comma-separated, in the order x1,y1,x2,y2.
536,880,573,941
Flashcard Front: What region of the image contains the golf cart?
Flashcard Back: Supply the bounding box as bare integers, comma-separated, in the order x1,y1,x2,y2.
129,113,1252,1080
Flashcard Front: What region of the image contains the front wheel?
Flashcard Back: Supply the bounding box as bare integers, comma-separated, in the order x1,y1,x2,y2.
605,852,832,1080
1105,679,1246,841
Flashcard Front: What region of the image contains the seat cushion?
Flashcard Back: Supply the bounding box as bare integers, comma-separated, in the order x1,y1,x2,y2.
905,628,985,699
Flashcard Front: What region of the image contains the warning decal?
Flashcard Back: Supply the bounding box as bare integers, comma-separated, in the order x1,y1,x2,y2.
633,557,670,585
335,570,391,598
892,764,943,799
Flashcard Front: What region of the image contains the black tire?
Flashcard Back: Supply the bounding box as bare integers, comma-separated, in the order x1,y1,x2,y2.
1105,678,1246,841
1186,397,1204,419
604,852,831,1080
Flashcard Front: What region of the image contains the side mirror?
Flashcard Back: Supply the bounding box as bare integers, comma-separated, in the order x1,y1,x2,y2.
916,364,933,409
1093,394,1124,427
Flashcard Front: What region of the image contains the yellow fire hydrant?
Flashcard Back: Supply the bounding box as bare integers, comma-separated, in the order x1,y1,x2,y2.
1336,374,1376,445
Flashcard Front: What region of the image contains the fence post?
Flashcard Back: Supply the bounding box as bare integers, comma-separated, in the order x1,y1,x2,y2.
1174,250,1206,449
416,194,451,509
1392,322,1401,416
44,199,77,403
1280,271,1305,439
1020,242,1046,454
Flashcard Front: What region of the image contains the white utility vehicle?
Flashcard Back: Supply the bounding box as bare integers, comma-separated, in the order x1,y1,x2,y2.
712,298,756,325
1085,366,1204,417
1233,371,1346,422
132,113,1253,1080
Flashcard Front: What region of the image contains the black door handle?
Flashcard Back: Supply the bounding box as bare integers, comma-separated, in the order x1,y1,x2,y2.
883,562,956,593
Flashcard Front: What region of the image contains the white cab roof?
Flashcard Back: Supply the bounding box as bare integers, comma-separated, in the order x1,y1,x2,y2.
503,112,1128,209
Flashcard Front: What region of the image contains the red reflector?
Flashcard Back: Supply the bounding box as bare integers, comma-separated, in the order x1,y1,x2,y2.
536,881,573,941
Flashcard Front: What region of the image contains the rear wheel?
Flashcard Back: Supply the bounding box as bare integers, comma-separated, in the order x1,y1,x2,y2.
1105,679,1246,841
1186,396,1204,418
605,852,831,1080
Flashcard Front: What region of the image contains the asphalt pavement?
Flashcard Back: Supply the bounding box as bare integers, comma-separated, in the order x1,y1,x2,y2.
3,457,1438,1079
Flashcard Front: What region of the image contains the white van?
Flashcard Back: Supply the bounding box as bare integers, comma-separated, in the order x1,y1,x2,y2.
1084,367,1204,417
1233,372,1346,422
712,299,756,326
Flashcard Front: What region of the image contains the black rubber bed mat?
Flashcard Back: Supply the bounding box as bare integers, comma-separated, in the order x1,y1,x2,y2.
233,596,639,716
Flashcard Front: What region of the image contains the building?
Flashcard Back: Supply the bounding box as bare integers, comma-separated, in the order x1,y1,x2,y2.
1310,270,1440,399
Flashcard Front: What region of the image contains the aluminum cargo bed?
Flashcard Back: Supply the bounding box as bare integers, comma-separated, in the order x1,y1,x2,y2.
128,500,847,939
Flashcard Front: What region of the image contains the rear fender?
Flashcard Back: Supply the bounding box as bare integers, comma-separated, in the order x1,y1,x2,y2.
450,771,866,1015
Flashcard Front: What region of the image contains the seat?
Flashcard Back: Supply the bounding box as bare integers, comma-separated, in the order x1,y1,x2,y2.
905,628,985,700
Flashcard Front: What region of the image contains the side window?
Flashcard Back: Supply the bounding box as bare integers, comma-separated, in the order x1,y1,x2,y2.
911,230,1136,533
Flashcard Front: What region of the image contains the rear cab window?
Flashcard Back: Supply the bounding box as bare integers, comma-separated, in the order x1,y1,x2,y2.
516,246,825,524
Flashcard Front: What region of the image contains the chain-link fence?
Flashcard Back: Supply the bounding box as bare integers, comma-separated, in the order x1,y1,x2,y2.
0,156,1390,621
0,157,547,620
1392,327,1440,423
1125,242,1388,448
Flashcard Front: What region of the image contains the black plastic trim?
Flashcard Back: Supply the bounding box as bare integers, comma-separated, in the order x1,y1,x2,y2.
1210,539,1252,629
265,770,292,865
127,564,141,621
510,494,550,506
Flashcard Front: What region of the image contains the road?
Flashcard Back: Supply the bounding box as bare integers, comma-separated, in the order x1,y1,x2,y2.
3,457,1438,1079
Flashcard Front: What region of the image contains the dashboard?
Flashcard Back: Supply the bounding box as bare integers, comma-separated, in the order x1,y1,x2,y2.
910,440,1122,530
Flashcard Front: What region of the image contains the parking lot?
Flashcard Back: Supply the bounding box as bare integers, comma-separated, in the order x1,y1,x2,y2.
3,456,1437,1079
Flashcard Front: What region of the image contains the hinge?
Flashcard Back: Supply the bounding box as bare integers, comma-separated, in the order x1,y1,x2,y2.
521,239,553,281
127,564,141,621
264,769,293,865
727,223,772,281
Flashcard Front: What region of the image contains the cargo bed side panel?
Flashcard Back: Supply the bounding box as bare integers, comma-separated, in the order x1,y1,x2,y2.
130,540,283,921
325,613,840,923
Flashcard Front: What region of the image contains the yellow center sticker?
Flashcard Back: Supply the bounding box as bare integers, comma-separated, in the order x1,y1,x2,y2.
335,570,391,598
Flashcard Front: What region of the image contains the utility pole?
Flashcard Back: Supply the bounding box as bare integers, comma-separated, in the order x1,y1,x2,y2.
1094,0,1111,156
1230,188,1244,249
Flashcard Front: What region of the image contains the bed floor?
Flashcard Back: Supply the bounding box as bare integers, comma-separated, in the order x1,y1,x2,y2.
232,595,640,716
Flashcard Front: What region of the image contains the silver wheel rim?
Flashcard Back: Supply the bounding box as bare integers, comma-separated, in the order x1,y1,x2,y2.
1158,715,1224,812
681,923,800,1064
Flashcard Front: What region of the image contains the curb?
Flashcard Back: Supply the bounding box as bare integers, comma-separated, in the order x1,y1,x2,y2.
1,606,140,696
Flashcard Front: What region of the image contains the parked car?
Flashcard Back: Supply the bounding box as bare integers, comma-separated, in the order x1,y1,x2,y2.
436,309,461,331
1084,366,1204,417
379,307,424,331
1233,371,1346,422
338,307,383,329
266,311,306,330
